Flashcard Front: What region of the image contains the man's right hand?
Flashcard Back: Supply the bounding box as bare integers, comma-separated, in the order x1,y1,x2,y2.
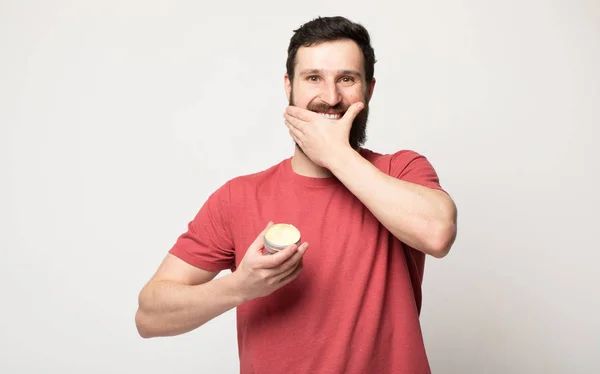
233,222,309,302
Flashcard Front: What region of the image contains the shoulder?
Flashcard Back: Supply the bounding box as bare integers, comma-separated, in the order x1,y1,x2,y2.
227,158,287,189
360,147,431,172
361,147,444,190
200,159,287,219
210,158,287,203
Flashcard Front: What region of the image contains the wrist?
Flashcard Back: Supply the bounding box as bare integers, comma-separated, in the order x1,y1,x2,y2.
325,145,358,173
225,271,251,305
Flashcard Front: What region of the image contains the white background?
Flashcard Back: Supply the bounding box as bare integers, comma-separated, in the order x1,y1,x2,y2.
1,1,599,373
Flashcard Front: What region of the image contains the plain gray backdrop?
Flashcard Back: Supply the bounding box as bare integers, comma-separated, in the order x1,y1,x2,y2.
1,1,599,373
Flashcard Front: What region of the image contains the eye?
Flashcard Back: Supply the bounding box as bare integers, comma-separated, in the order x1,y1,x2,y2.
307,75,321,82
340,76,355,84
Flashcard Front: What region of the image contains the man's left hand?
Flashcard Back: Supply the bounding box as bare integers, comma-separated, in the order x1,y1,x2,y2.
283,102,364,168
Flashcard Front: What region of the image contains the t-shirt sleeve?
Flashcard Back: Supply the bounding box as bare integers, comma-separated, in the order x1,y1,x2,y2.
390,150,446,193
168,182,235,272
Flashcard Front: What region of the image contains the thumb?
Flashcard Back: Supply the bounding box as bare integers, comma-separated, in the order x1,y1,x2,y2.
342,102,364,123
249,221,273,254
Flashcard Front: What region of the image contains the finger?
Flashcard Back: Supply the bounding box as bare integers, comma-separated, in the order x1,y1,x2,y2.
286,123,303,145
278,260,303,285
289,130,302,148
275,259,302,283
286,105,318,122
273,242,308,272
248,221,274,254
341,102,364,123
274,242,309,278
285,119,303,139
283,113,306,134
259,243,299,268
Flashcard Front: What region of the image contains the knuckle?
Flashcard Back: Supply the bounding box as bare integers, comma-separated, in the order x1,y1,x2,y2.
258,271,270,281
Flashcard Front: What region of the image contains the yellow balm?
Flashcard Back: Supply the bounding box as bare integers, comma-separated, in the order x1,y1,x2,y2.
264,223,301,254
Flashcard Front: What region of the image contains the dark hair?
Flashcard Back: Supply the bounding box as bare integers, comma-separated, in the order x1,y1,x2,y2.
286,16,376,83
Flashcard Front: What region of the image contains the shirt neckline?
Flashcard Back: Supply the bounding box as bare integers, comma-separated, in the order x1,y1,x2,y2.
280,148,370,187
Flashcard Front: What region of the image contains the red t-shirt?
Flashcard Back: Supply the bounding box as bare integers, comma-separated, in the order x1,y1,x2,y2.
169,148,445,374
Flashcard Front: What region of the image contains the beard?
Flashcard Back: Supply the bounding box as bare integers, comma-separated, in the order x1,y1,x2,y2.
289,88,369,151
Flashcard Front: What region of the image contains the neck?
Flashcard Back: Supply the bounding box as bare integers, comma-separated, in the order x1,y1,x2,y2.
291,145,334,178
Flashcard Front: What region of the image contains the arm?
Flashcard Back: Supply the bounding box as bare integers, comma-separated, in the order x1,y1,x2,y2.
284,103,457,258
327,148,457,258
135,254,244,338
135,223,309,338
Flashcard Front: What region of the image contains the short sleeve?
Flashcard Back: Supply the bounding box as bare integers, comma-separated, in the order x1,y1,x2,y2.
390,151,446,193
169,182,235,272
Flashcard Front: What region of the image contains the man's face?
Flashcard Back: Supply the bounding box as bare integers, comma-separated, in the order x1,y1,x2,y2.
285,39,375,150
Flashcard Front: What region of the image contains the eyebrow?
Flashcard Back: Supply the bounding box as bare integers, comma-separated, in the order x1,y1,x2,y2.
299,69,363,78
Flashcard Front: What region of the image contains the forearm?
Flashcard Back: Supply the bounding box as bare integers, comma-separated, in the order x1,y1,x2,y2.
327,148,456,257
135,273,245,338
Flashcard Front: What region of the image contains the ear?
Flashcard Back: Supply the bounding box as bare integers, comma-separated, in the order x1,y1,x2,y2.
367,78,376,101
284,74,292,102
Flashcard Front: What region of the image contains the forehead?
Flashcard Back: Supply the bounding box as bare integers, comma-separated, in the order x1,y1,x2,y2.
295,39,364,74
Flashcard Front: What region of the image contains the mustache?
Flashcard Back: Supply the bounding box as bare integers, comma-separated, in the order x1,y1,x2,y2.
307,102,348,114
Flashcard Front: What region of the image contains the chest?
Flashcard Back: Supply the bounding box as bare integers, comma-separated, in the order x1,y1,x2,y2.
231,183,387,273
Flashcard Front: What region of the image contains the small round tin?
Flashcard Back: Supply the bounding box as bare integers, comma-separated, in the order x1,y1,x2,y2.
263,223,301,255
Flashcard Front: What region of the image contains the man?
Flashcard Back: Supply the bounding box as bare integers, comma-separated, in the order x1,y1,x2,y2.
136,16,457,374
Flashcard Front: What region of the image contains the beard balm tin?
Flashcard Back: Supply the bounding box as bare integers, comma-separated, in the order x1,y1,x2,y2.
263,223,301,255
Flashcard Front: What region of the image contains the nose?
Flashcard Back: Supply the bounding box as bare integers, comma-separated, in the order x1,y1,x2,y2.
320,81,342,107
